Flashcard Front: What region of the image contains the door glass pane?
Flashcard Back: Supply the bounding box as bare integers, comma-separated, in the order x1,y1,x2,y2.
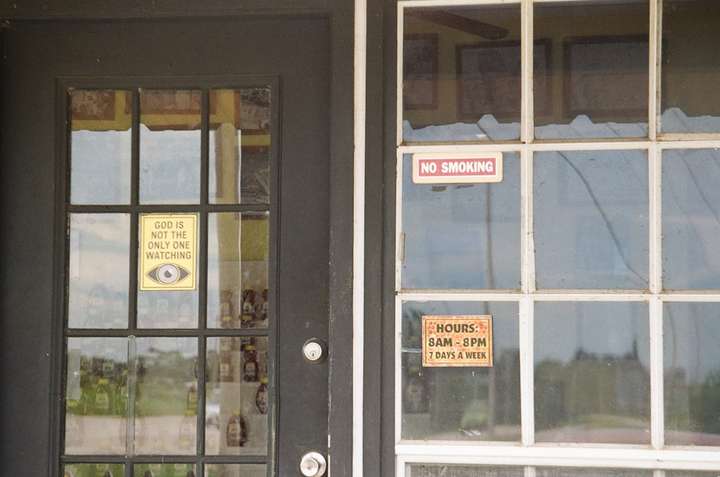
133,464,196,477
70,90,132,205
661,0,720,134
401,301,520,442
405,464,524,477
210,88,271,204
65,338,128,455
134,338,198,455
534,1,649,140
63,463,125,477
208,212,269,329
534,150,648,289
68,214,130,329
534,302,650,444
403,5,522,143
401,153,520,290
205,337,269,455
662,149,720,289
205,464,267,477
140,90,201,204
664,303,720,446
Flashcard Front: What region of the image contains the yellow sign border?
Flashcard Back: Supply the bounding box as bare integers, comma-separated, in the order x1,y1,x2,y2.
139,213,198,291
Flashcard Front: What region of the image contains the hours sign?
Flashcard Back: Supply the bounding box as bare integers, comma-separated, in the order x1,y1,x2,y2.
422,315,493,367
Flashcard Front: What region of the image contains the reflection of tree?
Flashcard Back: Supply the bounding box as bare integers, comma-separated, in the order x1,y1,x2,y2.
535,350,650,431
666,366,720,435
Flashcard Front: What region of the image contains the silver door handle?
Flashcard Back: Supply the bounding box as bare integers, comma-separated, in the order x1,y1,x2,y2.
299,451,327,477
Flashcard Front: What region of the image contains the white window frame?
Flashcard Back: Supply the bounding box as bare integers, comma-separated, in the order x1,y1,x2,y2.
395,0,720,474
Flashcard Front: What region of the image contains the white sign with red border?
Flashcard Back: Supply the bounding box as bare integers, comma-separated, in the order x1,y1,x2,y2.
412,152,503,184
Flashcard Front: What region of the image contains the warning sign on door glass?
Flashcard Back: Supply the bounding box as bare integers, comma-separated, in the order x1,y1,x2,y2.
412,152,503,184
422,315,493,367
140,213,198,291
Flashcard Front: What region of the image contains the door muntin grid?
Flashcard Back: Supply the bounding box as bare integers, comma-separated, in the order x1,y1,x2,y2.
61,81,278,477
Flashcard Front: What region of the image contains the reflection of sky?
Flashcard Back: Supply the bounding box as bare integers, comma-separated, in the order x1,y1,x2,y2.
534,150,648,289
68,214,130,328
402,154,521,289
71,130,131,204
534,302,650,368
136,337,197,359
664,303,720,381
663,148,720,289
140,125,201,204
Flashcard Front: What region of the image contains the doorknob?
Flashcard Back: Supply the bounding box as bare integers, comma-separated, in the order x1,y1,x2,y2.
299,451,327,477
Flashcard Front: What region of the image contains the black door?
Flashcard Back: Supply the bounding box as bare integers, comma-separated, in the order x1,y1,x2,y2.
1,17,330,477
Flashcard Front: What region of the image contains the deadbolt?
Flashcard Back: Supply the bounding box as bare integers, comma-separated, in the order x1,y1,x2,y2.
302,338,327,363
299,451,327,477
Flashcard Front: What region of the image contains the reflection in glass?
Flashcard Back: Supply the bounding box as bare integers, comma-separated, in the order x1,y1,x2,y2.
137,289,198,329
661,0,720,134
68,214,130,328
664,303,720,446
210,88,271,204
662,149,720,289
534,1,649,139
534,150,648,289
65,338,128,454
403,5,522,142
63,463,125,477
401,154,520,290
208,213,269,329
133,464,195,477
536,469,652,477
205,464,267,477
134,338,198,455
70,90,132,204
405,464,523,477
534,302,650,444
140,90,201,204
205,337,269,455
401,302,520,441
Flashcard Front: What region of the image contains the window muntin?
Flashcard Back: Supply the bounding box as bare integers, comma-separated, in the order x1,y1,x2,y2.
63,85,274,476
396,0,720,475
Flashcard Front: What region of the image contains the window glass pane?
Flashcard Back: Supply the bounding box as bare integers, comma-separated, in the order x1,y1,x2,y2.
134,338,198,455
534,150,648,289
210,88,271,204
662,149,720,289
536,469,652,477
666,473,720,477
534,302,650,444
205,464,267,477
70,90,132,205
140,90,201,204
63,464,125,477
205,337,269,455
133,464,195,477
534,1,649,140
403,5,521,143
68,214,130,329
664,303,720,446
401,301,520,441
406,465,523,477
401,153,520,290
137,213,199,328
65,338,128,454
208,212,269,329
661,0,720,134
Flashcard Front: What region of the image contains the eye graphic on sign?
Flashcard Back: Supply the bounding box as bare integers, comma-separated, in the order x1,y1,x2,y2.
146,263,190,285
